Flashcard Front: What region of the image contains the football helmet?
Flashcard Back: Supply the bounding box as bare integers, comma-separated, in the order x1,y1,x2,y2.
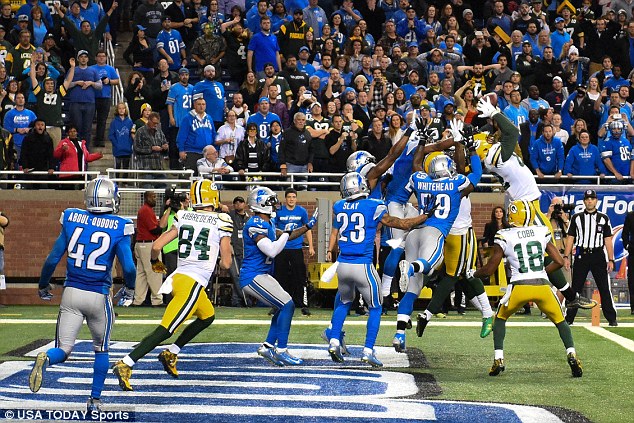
428,154,456,179
473,132,492,161
85,177,120,214
608,120,624,138
507,200,535,227
190,179,219,209
248,186,279,215
340,172,370,200
346,151,376,173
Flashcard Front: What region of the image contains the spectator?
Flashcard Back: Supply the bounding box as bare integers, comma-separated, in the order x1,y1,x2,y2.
132,0,164,51
166,67,193,169
17,0,53,29
149,58,178,138
530,124,565,179
123,25,155,79
265,119,283,171
215,109,244,167
28,6,51,47
598,119,634,182
228,92,250,126
552,113,570,149
3,93,37,162
7,16,29,47
191,22,226,70
325,113,355,173
278,8,312,60
267,85,290,129
583,18,615,75
22,57,60,110
19,119,55,189
549,17,571,60
279,111,313,179
124,72,152,121
54,124,103,189
278,54,309,95
516,41,538,87
303,0,327,36
482,206,510,247
358,117,390,162
239,71,260,112
246,0,272,34
0,4,16,36
156,16,187,71
135,102,152,135
234,121,271,175
133,190,168,307
91,50,119,148
270,2,291,34
192,64,225,129
228,195,250,307
247,96,281,139
503,89,528,127
521,85,550,112
67,50,102,146
109,102,134,172
196,144,233,175
5,29,35,79
544,76,568,113
486,1,512,37
563,129,606,181
31,56,75,148
164,0,199,49
220,18,248,84
133,111,168,186
0,127,15,174
0,79,18,123
177,97,216,174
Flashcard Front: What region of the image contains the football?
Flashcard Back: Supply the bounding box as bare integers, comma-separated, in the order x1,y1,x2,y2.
482,92,498,107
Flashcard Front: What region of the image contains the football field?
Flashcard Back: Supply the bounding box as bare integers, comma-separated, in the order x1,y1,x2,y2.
0,305,632,423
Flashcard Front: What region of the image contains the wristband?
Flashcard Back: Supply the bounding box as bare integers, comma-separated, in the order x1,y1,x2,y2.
150,258,159,264
563,256,569,259
609,259,615,262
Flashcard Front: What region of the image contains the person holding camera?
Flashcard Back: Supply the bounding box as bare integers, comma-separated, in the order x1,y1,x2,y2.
325,113,357,174
161,189,190,277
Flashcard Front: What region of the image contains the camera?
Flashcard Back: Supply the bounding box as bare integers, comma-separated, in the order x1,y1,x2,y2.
165,187,187,213
552,203,575,217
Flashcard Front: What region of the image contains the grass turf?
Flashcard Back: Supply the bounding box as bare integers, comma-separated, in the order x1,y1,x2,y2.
0,305,633,423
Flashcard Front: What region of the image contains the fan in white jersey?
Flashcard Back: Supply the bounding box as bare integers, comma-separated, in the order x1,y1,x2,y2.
113,180,233,391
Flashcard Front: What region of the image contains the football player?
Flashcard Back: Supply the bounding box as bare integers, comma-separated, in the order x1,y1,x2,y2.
326,172,435,367
240,187,318,366
30,177,136,412
473,96,596,310
112,180,233,391
473,200,583,378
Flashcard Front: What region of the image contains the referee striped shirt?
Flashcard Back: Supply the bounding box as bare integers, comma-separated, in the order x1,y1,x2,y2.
567,210,613,249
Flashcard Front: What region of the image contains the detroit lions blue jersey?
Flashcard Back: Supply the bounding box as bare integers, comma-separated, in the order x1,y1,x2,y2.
384,139,418,204
333,198,387,264
274,205,308,250
240,216,277,286
247,112,281,140
166,83,193,127
58,208,134,294
405,172,471,237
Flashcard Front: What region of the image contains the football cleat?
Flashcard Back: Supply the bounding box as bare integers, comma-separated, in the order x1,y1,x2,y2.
398,260,412,292
361,351,383,368
565,293,598,309
321,328,349,355
406,319,413,329
416,313,429,337
158,350,179,378
29,352,48,393
257,344,285,366
112,360,134,391
328,343,345,363
392,332,406,353
489,358,505,376
480,316,494,338
567,352,583,378
274,350,304,365
86,397,102,413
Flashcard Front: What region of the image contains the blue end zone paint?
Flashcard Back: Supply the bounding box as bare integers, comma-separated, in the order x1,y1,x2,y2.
0,342,563,422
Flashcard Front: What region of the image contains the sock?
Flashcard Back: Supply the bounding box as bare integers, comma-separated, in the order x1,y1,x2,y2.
566,347,576,355
423,309,433,320
262,342,275,349
556,321,575,349
383,247,403,279
427,275,457,313
277,347,287,353
122,355,135,367
273,301,295,349
329,338,340,347
265,308,280,346
476,293,493,318
469,297,483,312
168,344,181,355
330,300,352,342
411,261,422,274
128,326,172,363
363,347,373,356
397,292,417,317
46,347,67,365
493,318,506,351
381,275,393,297
91,352,109,399
174,316,215,349
364,306,382,350
494,349,504,360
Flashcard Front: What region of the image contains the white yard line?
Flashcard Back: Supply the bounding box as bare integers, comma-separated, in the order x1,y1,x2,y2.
583,326,634,352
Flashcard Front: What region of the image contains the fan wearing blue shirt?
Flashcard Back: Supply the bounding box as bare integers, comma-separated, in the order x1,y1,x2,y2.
530,124,565,177
192,65,225,128
3,93,37,163
156,16,188,71
564,130,607,181
177,97,217,175
166,68,193,169
247,97,281,139
503,90,529,127
248,15,282,74
91,50,120,148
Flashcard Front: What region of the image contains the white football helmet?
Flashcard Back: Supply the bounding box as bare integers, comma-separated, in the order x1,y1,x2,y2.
340,172,370,200
346,151,376,173
248,186,279,215
85,177,120,214
428,154,456,179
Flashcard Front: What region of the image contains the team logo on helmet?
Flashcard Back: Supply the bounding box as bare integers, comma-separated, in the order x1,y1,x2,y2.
340,172,370,200
428,154,456,179
346,151,376,174
248,186,279,215
507,200,535,227
85,177,120,214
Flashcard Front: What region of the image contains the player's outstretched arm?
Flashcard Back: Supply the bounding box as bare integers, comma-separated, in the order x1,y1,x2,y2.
219,237,232,269
39,231,67,290
326,227,339,262
492,112,520,162
367,126,415,180
115,236,136,289
151,227,178,259
381,212,427,230
473,244,504,278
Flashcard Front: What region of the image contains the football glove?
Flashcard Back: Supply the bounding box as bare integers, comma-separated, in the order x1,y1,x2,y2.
422,195,439,217
38,284,54,301
283,222,297,235
151,258,168,274
114,286,134,307
449,118,464,142
306,207,319,229
465,269,476,279
476,96,499,118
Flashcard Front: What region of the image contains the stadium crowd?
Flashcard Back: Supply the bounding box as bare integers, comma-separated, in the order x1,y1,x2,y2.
0,0,633,186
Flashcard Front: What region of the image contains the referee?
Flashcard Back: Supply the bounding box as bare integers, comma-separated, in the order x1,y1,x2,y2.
563,190,618,326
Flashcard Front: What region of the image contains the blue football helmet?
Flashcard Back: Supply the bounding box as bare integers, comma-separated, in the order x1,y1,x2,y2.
340,172,370,200
248,186,279,215
428,154,456,179
85,177,120,214
346,151,376,173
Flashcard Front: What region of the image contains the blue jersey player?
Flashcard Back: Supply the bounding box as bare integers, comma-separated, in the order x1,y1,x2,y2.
29,177,136,412
392,152,482,352
326,172,434,367
240,187,318,366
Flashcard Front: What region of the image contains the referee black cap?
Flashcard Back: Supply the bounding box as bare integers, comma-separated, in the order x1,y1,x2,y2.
584,189,597,199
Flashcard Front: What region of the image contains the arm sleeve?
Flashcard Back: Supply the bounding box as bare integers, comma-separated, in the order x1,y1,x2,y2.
466,154,482,186
115,235,136,289
492,112,519,162
38,230,67,289
256,232,290,258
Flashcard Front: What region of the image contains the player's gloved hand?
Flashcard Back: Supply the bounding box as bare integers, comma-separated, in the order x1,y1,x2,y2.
465,269,476,279
449,118,464,142
306,207,319,229
38,284,54,301
283,222,297,235
476,97,499,118
151,258,168,274
114,286,134,307
422,195,439,217
462,137,478,154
